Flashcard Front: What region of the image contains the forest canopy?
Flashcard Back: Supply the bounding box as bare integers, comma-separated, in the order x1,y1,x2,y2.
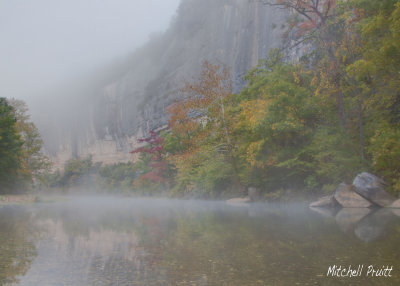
137,0,400,198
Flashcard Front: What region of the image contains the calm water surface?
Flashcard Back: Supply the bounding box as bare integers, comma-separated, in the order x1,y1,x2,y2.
0,197,399,285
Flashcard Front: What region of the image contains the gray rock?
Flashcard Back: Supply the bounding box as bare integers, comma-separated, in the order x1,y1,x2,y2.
309,195,337,208
389,199,400,216
334,183,372,208
388,199,400,208
353,172,395,207
226,197,251,207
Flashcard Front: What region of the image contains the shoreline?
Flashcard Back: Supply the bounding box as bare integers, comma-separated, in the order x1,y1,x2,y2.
0,194,38,205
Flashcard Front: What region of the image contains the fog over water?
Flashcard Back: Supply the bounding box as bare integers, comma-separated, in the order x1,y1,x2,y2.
0,198,399,285
0,0,180,105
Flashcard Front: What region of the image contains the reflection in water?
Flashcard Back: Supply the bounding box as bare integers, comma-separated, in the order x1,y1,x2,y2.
0,198,399,285
335,208,371,234
354,209,395,242
311,206,400,242
0,207,38,285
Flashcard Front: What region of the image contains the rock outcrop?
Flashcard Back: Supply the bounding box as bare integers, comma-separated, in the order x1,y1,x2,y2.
226,197,251,207
309,195,337,208
353,172,395,207
310,172,398,209
333,183,373,208
389,199,400,208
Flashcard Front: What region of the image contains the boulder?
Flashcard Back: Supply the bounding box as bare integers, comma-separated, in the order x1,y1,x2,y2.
334,183,373,208
388,199,400,208
353,172,395,207
309,195,337,208
248,187,260,202
226,197,251,207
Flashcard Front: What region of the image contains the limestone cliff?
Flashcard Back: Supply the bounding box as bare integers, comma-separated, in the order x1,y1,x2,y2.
38,0,288,169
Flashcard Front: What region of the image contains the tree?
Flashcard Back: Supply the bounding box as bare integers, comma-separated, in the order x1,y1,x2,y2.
0,98,23,192
130,130,167,190
258,0,400,194
347,0,400,193
262,1,352,131
232,50,329,190
165,61,241,196
8,99,51,186
261,1,337,50
167,61,234,153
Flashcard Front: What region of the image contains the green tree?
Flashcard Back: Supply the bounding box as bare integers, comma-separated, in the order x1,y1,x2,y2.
0,98,23,192
233,51,325,191
47,155,99,190
345,0,400,193
8,99,51,188
166,61,240,197
98,162,137,193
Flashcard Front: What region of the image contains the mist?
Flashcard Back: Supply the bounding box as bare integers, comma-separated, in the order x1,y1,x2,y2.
0,0,288,170
0,0,181,104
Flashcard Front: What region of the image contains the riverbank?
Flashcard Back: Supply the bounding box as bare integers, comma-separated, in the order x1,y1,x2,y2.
0,194,38,205
0,194,65,205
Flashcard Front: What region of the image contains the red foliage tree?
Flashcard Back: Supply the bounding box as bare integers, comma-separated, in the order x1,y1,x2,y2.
130,130,166,183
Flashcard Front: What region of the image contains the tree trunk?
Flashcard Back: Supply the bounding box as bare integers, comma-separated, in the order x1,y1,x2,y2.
358,98,365,163
337,91,346,129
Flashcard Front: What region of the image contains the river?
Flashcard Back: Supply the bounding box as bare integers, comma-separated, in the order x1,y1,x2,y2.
0,197,399,285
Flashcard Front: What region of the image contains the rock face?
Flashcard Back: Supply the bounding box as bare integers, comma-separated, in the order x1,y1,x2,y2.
34,0,289,168
333,183,373,208
353,172,395,207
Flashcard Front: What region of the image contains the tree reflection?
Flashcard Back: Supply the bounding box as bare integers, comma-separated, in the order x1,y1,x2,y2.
3,201,399,286
157,206,400,285
0,206,37,285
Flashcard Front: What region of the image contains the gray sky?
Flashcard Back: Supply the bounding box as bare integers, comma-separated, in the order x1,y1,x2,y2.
0,0,181,102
